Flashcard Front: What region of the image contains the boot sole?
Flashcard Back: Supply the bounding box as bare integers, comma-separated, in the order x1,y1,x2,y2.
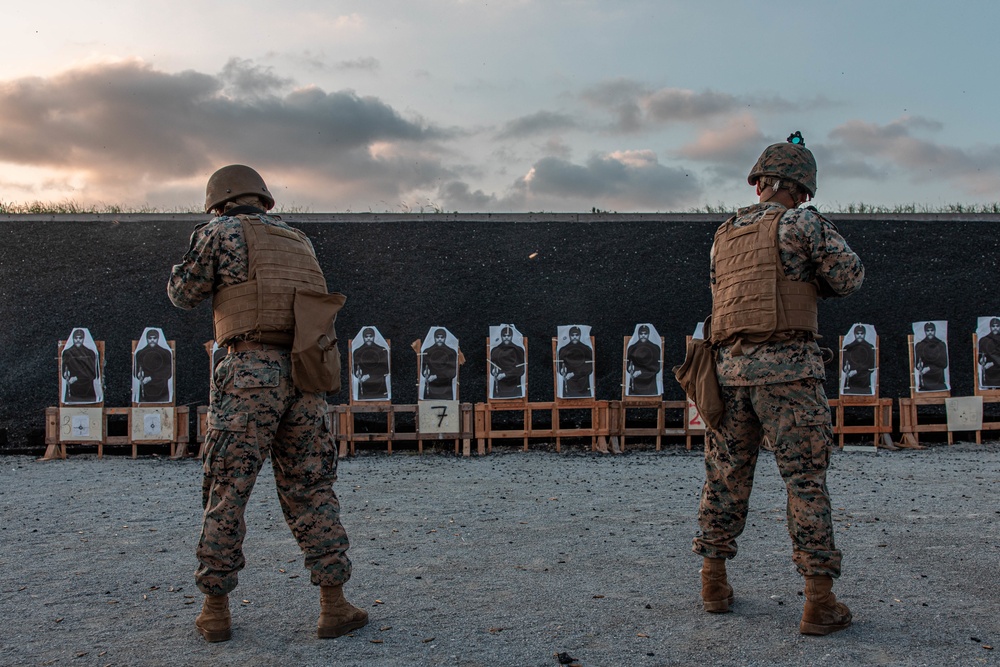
703,595,734,613
197,626,232,642
799,620,851,636
318,616,369,639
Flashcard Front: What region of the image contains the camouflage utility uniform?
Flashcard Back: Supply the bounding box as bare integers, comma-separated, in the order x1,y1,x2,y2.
168,210,351,596
693,201,864,578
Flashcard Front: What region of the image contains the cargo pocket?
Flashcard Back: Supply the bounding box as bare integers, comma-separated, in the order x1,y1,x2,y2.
211,355,234,395
203,411,249,477
234,366,279,390
793,405,833,469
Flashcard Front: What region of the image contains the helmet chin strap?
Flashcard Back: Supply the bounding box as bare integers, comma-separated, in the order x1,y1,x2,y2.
757,181,782,203
757,180,809,206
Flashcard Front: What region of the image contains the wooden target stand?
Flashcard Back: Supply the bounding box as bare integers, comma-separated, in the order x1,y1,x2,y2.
45,339,190,459
336,340,474,455
611,335,698,452
413,341,473,455
336,340,409,456
475,336,611,453
548,336,610,452
828,335,894,449
897,334,952,447
473,337,531,454
972,333,1000,443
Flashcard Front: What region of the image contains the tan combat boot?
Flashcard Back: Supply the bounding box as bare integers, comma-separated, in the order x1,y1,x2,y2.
800,575,852,636
700,557,734,613
195,594,232,642
317,584,369,638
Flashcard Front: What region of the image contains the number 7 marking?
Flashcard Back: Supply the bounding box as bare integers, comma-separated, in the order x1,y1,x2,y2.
433,405,448,427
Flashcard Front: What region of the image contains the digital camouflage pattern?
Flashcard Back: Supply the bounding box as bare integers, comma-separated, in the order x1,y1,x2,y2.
693,380,842,577
168,212,351,597
168,212,317,309
711,202,865,387
695,201,863,578
747,141,818,196
196,350,350,595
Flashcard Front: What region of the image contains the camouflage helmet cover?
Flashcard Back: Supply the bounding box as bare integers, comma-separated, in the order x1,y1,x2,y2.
205,164,275,213
747,133,817,196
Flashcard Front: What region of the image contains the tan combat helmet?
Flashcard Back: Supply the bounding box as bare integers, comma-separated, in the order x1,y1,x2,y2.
747,131,817,197
204,164,275,213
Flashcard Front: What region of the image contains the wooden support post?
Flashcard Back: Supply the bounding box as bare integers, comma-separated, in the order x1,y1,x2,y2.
172,405,190,459
42,407,65,460
461,403,474,456
474,403,488,455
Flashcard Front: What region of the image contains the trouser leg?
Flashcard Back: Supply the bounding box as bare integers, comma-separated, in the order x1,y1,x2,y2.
196,422,266,595
756,380,842,577
272,391,352,586
195,353,283,596
693,386,761,560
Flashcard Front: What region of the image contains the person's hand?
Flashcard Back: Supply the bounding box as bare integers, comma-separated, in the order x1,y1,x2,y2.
68,376,78,384
848,370,857,377
142,377,151,385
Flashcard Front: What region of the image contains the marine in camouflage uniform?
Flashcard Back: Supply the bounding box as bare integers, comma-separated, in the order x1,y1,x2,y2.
168,165,367,642
693,133,863,636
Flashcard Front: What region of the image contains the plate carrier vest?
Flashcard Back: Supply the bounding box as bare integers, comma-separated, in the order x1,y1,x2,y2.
212,216,328,346
709,207,818,347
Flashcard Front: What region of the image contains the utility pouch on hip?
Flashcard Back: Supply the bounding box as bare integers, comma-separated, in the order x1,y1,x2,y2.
673,317,724,431
291,289,347,394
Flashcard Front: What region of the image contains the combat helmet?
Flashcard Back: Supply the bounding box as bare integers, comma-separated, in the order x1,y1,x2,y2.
747,131,817,197
205,164,275,213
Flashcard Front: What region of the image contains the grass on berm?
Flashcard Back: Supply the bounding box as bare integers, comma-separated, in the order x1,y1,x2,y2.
4,199,1000,215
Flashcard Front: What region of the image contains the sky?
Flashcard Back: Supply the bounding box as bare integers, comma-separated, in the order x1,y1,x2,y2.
3,0,1000,213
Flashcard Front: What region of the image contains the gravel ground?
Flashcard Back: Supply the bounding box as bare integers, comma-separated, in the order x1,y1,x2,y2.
1,443,998,667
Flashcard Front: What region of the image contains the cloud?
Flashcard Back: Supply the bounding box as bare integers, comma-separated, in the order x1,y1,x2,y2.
0,59,453,206
541,137,572,160
436,150,701,213
828,116,1000,194
644,88,741,122
437,180,499,211
580,78,647,133
674,114,765,163
820,158,888,182
336,56,381,72
332,12,365,30
282,52,381,74
220,58,292,97
495,111,577,140
503,150,701,210
581,78,833,134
